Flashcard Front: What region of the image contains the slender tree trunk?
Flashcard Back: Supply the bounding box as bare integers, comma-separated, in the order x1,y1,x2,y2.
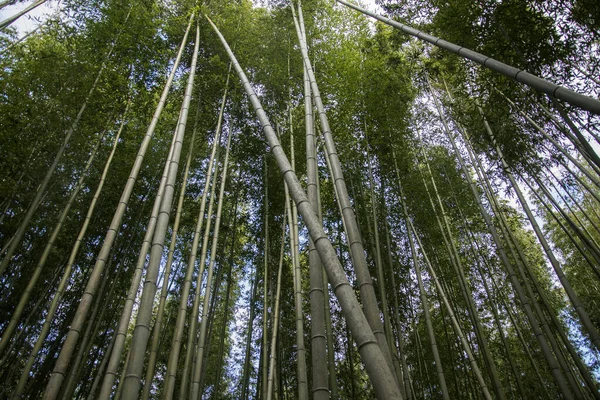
267,204,287,400
189,124,233,400
291,4,398,381
241,261,259,400
140,102,201,400
261,156,270,400
162,71,229,400
408,219,493,400
286,112,310,400
208,15,402,399
303,41,329,399
46,14,194,400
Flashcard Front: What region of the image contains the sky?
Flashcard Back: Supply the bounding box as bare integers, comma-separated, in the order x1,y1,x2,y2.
0,0,59,35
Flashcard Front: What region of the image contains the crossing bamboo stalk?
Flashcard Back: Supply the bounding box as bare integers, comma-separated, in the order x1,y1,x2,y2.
336,0,600,115
207,15,402,400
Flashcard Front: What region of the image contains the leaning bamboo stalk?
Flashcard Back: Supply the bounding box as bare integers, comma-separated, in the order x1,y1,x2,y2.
43,13,194,400
434,97,573,398
189,126,233,400
397,188,449,400
207,15,401,399
98,113,181,400
382,206,413,399
478,115,600,351
364,138,404,388
497,91,600,189
61,260,121,400
549,169,600,239
162,70,229,400
179,75,230,398
460,157,587,397
141,100,201,400
336,0,600,115
493,88,600,182
120,20,200,398
408,219,493,400
545,172,600,251
291,3,397,378
267,202,287,400
425,81,506,400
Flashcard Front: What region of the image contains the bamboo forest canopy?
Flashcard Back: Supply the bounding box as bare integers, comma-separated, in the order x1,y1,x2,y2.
1,0,600,398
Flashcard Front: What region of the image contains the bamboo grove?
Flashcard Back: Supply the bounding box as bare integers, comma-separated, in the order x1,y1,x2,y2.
0,0,599,398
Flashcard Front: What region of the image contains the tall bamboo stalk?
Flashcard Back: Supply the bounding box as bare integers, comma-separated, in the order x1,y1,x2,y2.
43,13,194,400
397,187,449,400
207,15,402,399
291,2,397,378
302,28,329,397
121,21,200,397
475,109,600,351
267,204,288,400
162,69,229,400
141,100,201,400
0,0,49,29
261,157,270,400
12,103,129,398
432,86,573,397
98,120,180,400
189,126,233,400
287,111,310,400
240,264,258,400
408,219,493,400
337,0,600,114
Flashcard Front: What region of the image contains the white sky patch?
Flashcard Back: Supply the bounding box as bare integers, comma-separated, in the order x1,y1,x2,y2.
0,0,58,35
